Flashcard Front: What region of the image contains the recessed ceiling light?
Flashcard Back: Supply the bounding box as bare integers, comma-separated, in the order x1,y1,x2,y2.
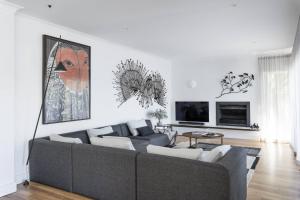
229,0,240,7
122,26,129,31
46,0,55,8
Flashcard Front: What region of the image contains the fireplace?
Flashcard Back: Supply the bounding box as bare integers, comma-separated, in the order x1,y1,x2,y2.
216,102,250,127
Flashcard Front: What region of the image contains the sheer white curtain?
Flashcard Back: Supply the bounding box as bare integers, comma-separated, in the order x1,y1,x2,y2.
259,55,292,143
291,19,300,162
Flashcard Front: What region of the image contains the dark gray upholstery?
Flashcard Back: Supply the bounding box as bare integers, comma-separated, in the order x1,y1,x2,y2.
29,139,73,192
217,147,247,200
130,134,170,146
119,123,132,136
72,144,137,200
145,119,153,129
131,139,149,152
111,124,123,136
29,120,247,200
136,147,247,200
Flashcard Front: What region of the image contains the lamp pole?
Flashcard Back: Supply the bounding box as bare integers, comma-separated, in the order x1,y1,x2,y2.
23,36,67,186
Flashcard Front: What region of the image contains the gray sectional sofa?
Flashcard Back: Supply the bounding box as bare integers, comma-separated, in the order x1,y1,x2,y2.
28,120,247,200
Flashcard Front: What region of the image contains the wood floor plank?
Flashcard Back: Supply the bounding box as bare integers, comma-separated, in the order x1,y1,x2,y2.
1,138,300,200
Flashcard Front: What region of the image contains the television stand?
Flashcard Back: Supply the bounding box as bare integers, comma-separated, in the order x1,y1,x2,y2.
164,123,260,132
178,121,205,126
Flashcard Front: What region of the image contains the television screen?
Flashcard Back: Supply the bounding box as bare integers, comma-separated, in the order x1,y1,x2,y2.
175,101,209,122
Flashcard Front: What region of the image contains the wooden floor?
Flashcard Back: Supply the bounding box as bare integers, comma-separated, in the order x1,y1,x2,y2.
2,138,300,200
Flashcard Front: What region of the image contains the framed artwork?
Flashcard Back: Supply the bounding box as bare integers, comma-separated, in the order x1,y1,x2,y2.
42,35,91,124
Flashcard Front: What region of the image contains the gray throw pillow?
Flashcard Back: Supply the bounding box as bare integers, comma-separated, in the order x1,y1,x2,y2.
137,126,155,136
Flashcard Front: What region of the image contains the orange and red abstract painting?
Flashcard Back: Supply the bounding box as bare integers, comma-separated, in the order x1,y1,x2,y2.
43,35,91,124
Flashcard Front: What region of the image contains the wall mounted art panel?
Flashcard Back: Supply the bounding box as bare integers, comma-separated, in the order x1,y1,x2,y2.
113,59,167,108
42,35,91,124
216,71,254,98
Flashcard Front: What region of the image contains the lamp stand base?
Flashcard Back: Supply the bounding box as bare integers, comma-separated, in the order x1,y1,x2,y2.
23,180,30,187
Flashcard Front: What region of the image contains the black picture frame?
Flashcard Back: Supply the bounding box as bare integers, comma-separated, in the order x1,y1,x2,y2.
42,35,91,124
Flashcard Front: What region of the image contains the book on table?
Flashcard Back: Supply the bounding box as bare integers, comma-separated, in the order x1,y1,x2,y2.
192,131,216,137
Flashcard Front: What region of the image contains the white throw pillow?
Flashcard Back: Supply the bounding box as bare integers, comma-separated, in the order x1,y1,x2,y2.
127,120,147,136
90,137,135,151
199,145,231,163
49,134,82,144
215,145,231,156
147,145,203,160
87,126,114,138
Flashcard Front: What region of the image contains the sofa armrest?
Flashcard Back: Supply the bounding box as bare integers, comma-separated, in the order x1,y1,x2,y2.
29,139,73,192
217,147,247,200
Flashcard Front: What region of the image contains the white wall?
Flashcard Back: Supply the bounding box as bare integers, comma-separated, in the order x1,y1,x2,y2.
291,17,300,163
0,1,20,197
14,14,172,183
171,56,260,139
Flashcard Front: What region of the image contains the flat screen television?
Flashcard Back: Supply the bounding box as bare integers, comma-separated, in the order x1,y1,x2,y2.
175,101,209,122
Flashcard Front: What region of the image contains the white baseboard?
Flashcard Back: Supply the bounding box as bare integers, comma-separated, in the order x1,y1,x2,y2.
0,182,16,197
15,172,27,184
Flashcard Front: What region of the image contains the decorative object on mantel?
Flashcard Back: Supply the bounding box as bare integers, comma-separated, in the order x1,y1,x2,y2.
113,59,167,108
216,72,254,98
250,123,260,130
43,35,91,124
147,109,168,126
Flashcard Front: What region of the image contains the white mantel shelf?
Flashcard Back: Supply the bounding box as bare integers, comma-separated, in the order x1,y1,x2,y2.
166,123,260,132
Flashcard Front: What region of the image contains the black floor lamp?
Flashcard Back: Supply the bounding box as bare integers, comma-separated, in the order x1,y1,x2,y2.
23,36,67,186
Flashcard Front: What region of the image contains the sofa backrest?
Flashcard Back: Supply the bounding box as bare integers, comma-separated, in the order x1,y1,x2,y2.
112,120,153,137
136,148,247,200
72,144,137,200
42,119,153,143
99,119,153,137
114,123,131,136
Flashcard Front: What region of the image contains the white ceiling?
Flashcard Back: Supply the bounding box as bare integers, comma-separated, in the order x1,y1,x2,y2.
7,0,300,61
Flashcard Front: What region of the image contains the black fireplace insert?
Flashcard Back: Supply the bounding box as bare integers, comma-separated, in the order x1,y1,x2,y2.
216,102,250,127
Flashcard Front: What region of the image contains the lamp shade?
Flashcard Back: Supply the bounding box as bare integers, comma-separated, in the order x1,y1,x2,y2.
55,62,67,72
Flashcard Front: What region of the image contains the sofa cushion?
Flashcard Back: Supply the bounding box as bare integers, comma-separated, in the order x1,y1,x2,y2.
137,126,155,136
130,134,170,146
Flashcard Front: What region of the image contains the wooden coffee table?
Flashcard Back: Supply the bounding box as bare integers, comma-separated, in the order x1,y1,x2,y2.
182,132,224,148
